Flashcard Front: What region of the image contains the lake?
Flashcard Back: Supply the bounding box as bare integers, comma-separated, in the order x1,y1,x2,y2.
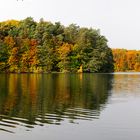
0,73,140,140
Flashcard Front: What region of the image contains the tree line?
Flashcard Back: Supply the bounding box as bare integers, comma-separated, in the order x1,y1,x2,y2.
0,17,114,73
112,49,140,72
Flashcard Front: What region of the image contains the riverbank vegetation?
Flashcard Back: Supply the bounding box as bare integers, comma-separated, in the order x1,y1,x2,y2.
0,17,114,73
112,49,140,72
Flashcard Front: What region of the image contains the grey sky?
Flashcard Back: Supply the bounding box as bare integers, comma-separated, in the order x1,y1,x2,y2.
0,0,140,50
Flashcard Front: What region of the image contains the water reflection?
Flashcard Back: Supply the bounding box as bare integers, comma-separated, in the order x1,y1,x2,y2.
112,73,140,95
0,73,113,133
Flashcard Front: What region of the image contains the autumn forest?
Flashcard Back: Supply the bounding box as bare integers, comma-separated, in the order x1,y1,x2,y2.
113,49,140,72
0,17,139,73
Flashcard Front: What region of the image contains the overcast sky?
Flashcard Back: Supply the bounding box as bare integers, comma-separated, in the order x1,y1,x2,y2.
0,0,140,50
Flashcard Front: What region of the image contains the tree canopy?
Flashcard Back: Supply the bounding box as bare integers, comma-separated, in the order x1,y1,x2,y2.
112,49,140,72
0,17,114,73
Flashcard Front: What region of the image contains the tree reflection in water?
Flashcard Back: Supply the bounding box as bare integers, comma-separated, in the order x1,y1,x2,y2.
0,73,113,133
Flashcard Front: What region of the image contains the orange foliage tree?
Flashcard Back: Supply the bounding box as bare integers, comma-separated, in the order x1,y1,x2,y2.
112,49,140,72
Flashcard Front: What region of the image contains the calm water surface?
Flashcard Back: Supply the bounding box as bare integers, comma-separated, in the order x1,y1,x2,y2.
0,73,140,140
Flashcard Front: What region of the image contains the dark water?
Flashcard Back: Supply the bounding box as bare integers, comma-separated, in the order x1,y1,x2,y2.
0,73,140,140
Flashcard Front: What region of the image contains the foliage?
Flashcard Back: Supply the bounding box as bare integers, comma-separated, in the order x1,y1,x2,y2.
0,17,114,73
112,49,140,72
